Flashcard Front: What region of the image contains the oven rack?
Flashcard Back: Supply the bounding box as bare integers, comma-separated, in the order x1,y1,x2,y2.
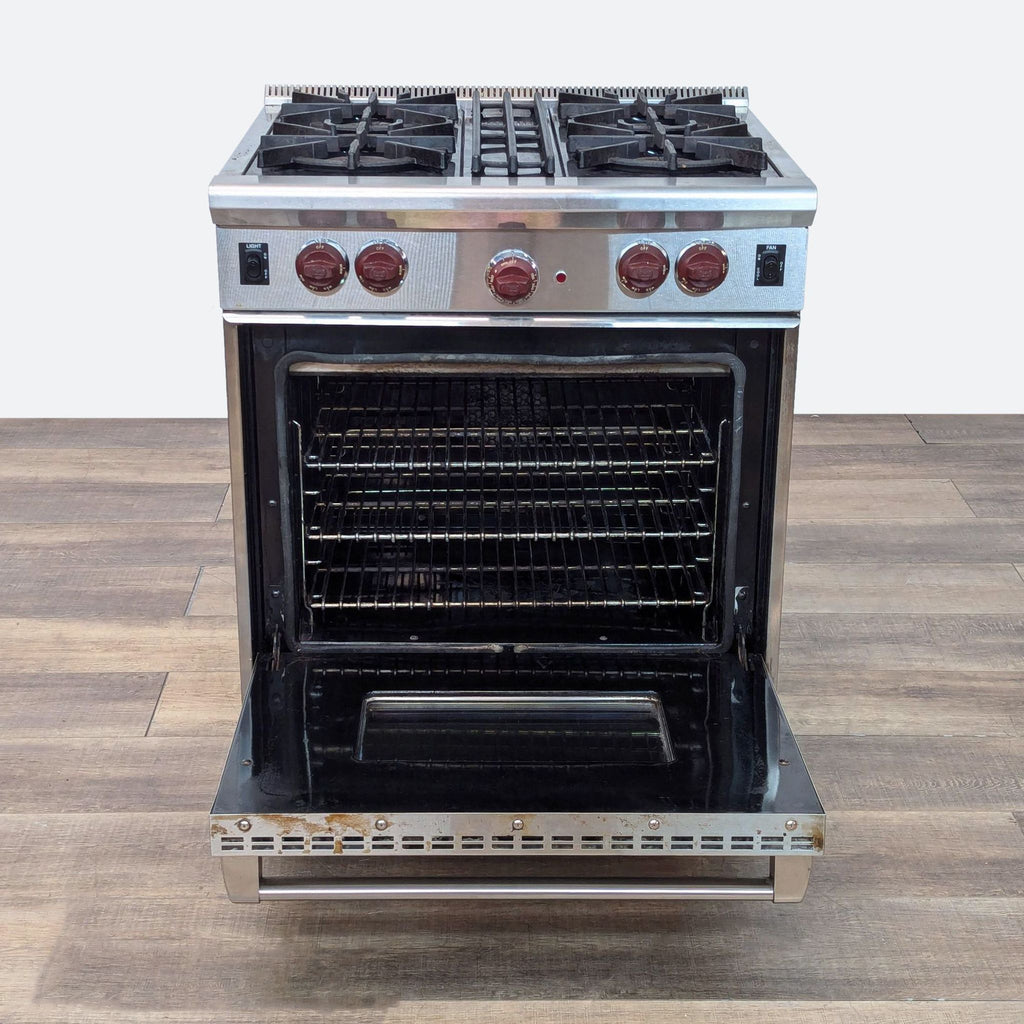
304,379,717,474
305,537,710,611
308,655,707,686
304,467,713,544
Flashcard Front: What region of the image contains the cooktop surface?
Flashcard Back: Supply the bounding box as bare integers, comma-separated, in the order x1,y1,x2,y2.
253,88,770,179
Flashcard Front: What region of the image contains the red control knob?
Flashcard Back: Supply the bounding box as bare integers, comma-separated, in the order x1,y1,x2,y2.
676,241,729,295
486,249,539,304
295,240,348,293
617,240,670,296
355,239,408,295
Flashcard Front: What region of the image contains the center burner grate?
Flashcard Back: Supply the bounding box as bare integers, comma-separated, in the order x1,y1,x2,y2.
471,89,557,176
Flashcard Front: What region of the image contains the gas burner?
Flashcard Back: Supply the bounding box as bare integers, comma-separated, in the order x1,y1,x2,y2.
256,91,458,175
471,89,556,177
557,91,768,177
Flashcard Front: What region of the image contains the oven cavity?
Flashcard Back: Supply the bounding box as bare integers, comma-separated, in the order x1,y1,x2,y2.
290,374,732,646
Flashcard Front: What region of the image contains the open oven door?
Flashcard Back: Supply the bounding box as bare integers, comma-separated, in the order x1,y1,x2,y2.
210,649,823,903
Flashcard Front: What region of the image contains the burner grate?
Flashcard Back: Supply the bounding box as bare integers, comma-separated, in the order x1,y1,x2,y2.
558,90,768,176
471,89,556,177
257,90,458,175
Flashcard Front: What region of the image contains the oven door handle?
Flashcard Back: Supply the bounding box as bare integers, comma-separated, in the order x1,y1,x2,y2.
222,856,811,903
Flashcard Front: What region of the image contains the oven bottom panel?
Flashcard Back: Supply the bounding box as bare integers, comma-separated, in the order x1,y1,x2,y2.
211,652,824,859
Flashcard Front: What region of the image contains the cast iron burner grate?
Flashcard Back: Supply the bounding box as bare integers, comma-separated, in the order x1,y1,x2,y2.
471,89,556,177
257,90,458,175
558,90,768,176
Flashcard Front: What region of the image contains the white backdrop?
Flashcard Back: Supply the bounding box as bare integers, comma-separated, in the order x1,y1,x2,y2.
2,2,1020,416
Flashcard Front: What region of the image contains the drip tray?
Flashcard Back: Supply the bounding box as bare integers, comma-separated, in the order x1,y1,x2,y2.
355,691,674,766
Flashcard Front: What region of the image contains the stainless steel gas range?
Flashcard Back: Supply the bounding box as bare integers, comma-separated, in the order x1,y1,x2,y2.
208,85,823,905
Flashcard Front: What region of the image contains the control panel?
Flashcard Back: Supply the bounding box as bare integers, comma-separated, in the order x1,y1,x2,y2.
220,227,807,313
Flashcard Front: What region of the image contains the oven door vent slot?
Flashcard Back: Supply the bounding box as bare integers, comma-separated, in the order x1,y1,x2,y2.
217,831,815,855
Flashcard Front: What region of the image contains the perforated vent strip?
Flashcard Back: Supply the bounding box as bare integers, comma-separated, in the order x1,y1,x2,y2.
266,85,749,104
217,831,815,855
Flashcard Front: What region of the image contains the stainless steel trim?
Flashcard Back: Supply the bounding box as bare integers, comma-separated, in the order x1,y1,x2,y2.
288,358,732,377
765,327,799,678
224,311,801,329
771,854,812,903
223,324,253,693
257,878,776,901
221,856,259,904
212,205,815,231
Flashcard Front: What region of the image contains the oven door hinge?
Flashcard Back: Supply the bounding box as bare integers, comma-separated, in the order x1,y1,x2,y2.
736,630,749,671
271,625,282,672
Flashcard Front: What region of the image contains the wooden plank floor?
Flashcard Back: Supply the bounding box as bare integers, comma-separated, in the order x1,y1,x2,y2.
1,414,1023,1023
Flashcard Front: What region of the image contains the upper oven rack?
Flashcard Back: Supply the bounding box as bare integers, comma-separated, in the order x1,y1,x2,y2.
304,378,716,473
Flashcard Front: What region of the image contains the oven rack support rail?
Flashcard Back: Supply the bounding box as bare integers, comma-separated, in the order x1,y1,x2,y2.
221,855,811,903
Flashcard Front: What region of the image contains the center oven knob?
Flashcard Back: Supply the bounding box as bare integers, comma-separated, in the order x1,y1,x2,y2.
486,249,538,304
355,239,408,295
617,240,670,295
676,241,729,295
295,240,348,293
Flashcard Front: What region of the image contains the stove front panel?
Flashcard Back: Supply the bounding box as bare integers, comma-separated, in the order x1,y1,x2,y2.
216,226,807,314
